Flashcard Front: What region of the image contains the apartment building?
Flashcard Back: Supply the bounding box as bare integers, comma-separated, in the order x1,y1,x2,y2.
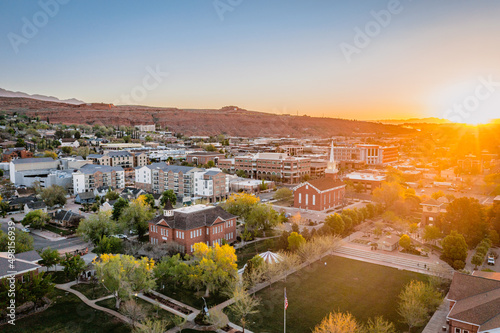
219,152,310,184
73,164,125,194
193,168,229,203
333,144,398,166
135,163,203,201
87,151,148,168
148,204,237,254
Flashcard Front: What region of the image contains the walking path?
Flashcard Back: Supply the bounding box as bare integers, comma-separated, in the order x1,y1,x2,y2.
422,297,450,333
55,281,139,327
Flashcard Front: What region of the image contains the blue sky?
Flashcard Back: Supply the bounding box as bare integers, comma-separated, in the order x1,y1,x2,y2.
1,0,500,122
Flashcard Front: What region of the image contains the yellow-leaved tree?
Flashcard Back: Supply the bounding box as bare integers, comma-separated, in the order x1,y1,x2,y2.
223,193,260,220
93,254,155,309
189,242,237,297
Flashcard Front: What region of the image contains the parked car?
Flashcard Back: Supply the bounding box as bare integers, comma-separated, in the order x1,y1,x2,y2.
488,255,495,265
21,227,30,233
112,234,128,239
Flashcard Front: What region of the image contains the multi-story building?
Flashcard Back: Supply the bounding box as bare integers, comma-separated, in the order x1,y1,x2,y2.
294,142,345,211
420,197,448,226
135,163,203,201
9,158,74,189
193,168,229,203
87,151,148,168
2,148,33,162
219,152,310,184
186,152,224,166
279,145,304,156
310,160,327,179
73,164,125,194
148,204,237,254
135,124,156,132
343,171,386,193
332,144,398,166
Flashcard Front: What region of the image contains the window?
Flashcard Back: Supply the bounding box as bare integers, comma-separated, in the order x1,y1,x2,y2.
455,329,461,333
312,195,315,205
298,193,302,204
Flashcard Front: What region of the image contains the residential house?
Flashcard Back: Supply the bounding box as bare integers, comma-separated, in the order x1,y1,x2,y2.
1,147,33,162
50,209,84,228
75,192,96,204
24,201,48,214
60,138,80,148
0,251,41,282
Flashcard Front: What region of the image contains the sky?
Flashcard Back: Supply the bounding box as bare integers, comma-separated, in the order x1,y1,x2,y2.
1,0,500,123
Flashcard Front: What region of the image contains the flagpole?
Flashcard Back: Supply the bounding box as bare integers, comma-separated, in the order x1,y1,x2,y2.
284,287,286,333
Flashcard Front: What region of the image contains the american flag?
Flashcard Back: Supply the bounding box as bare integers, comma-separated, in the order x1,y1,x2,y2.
284,288,288,310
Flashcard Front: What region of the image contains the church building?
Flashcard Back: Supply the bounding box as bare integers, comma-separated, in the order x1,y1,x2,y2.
293,142,346,211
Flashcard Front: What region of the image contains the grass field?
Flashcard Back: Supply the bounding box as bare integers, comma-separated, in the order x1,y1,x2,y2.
229,256,428,333
71,282,111,300
96,296,177,328
2,289,130,333
157,285,228,309
236,238,280,268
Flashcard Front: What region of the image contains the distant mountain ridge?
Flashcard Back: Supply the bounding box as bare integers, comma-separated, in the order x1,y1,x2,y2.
373,117,451,124
0,88,85,105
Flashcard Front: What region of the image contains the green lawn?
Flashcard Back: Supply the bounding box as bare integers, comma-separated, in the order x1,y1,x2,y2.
236,238,280,268
71,282,111,300
157,285,228,309
229,256,429,333
43,224,75,236
2,289,130,333
96,296,177,328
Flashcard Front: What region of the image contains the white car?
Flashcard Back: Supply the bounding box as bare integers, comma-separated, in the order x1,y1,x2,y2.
21,227,30,233
488,255,495,265
112,234,128,239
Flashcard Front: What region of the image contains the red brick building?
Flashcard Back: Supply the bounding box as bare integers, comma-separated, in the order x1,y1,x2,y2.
1,148,33,162
293,142,345,211
446,272,500,333
148,203,237,254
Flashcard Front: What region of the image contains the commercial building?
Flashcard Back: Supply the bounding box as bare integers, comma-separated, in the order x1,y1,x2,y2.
135,163,203,201
343,171,386,192
186,152,224,166
135,124,156,132
87,151,148,168
193,168,229,203
148,204,237,254
420,197,448,226
294,142,345,211
219,152,310,184
9,158,73,189
73,164,125,194
332,144,398,166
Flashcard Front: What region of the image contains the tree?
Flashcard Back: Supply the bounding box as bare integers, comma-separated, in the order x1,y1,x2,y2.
43,150,58,159
274,187,293,201
41,185,67,207
227,283,261,333
160,189,177,207
438,197,487,247
133,319,169,333
208,307,229,330
441,231,468,269
120,299,147,328
0,229,34,253
104,190,120,201
77,211,119,245
398,280,442,333
372,182,405,208
325,214,345,235
21,210,50,229
423,225,440,245
112,197,129,221
223,193,260,220
471,253,484,270
93,254,155,309
94,235,123,254
245,204,281,235
399,234,412,251
61,146,72,155
141,194,156,208
61,253,86,281
365,316,396,333
189,242,237,297
39,247,61,271
172,316,187,333
119,199,154,238
312,311,360,333
287,232,306,252
431,191,445,200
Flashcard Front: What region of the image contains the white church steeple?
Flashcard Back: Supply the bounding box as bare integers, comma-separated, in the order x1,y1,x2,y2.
325,141,338,179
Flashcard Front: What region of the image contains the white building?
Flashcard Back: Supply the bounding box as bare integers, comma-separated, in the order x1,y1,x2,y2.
73,164,125,194
135,124,156,132
193,168,229,203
